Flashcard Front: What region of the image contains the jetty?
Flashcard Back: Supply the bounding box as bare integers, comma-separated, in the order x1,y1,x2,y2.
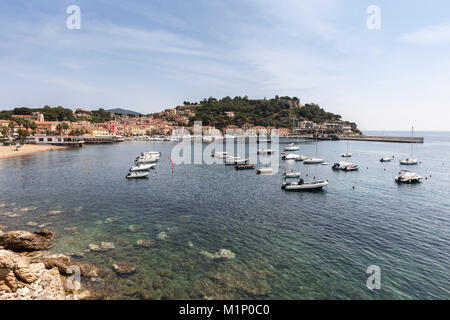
337,135,424,143
83,136,125,144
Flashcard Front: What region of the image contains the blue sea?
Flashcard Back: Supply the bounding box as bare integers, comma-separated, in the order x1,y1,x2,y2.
0,131,448,299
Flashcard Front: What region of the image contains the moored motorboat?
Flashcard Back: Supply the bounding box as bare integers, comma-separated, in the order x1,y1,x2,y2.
283,172,301,178
282,153,303,160
130,163,155,171
341,164,359,171
256,168,273,174
257,149,275,155
126,171,150,179
380,156,392,162
332,161,358,171
212,152,227,158
235,164,255,170
282,180,328,191
284,143,299,151
395,170,422,183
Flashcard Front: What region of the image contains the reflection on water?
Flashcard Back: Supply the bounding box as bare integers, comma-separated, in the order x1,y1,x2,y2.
0,132,449,299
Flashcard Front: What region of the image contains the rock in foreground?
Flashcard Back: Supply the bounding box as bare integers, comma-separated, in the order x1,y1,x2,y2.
0,250,68,300
0,230,55,252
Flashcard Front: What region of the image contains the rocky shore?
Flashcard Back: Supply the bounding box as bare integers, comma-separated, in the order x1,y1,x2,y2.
0,229,94,300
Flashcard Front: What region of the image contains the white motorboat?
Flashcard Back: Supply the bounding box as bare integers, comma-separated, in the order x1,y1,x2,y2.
212,152,227,158
256,168,273,174
283,172,301,178
380,156,392,162
341,164,359,171
130,163,155,171
284,143,299,151
282,153,302,160
400,126,420,165
295,155,309,161
126,171,150,179
225,156,248,165
257,149,275,155
332,161,358,171
304,158,324,164
395,170,422,183
135,157,158,164
322,162,330,166
282,180,328,191
141,151,161,156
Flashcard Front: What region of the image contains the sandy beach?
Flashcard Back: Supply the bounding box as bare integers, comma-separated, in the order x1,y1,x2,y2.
0,144,68,160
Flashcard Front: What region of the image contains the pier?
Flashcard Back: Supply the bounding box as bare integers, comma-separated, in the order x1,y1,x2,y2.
83,136,125,144
337,135,424,143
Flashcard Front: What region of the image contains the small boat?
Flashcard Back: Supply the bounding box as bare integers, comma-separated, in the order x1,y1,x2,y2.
257,149,275,155
400,158,419,165
395,170,422,183
141,151,161,156
304,138,324,164
322,162,329,166
284,143,299,151
400,126,419,165
295,155,309,161
332,161,358,171
303,158,324,164
235,164,255,170
135,157,158,164
256,168,272,174
212,152,227,158
126,171,150,179
380,156,392,162
282,153,302,160
130,163,155,171
282,180,328,191
283,172,301,178
225,156,248,165
341,152,352,158
341,164,359,171
340,141,352,157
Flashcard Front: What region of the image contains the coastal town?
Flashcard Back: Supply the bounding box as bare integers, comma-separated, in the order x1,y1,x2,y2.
0,99,360,150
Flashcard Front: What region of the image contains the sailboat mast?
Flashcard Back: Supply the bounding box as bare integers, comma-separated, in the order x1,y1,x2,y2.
411,126,414,158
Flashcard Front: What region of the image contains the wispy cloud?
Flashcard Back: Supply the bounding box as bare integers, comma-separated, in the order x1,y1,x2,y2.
402,23,450,45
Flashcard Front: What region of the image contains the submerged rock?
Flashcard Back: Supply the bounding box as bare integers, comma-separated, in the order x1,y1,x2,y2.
25,222,38,227
214,249,236,260
46,210,62,216
100,242,115,251
136,239,152,248
104,217,120,224
112,263,137,276
0,230,55,252
127,225,141,232
199,249,236,260
156,232,168,240
88,244,102,252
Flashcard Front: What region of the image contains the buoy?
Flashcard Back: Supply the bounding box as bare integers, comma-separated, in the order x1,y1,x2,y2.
352,185,355,190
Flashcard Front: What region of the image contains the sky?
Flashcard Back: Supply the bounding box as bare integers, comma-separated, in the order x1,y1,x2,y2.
0,0,449,131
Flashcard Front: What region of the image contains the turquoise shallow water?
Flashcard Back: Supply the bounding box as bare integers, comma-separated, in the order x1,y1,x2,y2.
0,132,449,299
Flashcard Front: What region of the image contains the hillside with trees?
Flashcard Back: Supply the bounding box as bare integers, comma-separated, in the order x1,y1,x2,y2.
181,96,352,129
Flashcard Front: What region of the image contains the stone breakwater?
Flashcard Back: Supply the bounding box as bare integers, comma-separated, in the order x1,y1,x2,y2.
0,229,94,300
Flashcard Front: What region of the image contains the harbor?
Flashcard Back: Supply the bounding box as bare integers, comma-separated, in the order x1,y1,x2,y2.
0,132,448,300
